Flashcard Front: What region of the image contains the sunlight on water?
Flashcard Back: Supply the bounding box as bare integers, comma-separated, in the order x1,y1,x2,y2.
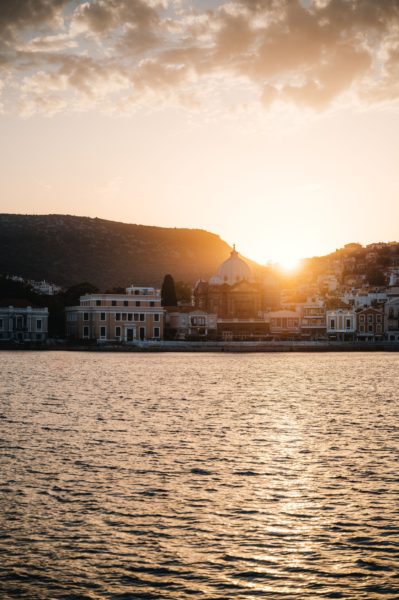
1,351,399,599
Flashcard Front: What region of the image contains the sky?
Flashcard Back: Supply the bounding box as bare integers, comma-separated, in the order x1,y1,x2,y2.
1,0,399,267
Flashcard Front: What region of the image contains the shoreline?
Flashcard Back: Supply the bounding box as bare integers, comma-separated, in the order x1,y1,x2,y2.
2,341,399,353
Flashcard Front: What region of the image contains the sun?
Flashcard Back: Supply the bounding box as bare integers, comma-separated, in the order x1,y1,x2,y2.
276,256,301,272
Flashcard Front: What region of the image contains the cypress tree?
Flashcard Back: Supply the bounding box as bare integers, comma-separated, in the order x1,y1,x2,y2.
161,274,177,306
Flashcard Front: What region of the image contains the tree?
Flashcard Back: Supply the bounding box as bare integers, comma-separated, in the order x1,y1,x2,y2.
0,275,38,302
365,268,386,287
161,274,177,306
175,280,192,304
63,282,99,306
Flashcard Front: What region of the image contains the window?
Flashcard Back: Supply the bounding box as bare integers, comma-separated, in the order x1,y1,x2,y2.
36,333,42,340
83,326,89,338
128,313,133,321
36,319,42,330
154,327,160,338
136,301,141,307
376,315,382,323
83,312,89,321
122,313,127,321
368,315,373,323
191,316,204,326
112,300,116,306
100,326,106,339
134,313,139,320
124,300,128,307
346,319,351,329
360,325,365,332
116,313,121,321
330,319,335,329
360,314,365,323
376,324,382,333
115,326,121,337
154,313,160,322
150,301,155,307
100,312,106,321
140,314,145,322
96,300,101,306
134,290,139,295
368,325,373,332
0,318,3,330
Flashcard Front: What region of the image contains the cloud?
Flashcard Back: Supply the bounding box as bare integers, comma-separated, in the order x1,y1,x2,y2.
0,0,69,40
2,0,399,115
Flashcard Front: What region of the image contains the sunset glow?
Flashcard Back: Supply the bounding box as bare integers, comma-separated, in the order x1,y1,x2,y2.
1,1,399,263
276,256,302,273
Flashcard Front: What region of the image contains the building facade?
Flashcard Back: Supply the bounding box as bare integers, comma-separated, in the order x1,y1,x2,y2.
66,286,164,342
384,297,399,341
165,308,217,340
0,305,48,342
326,309,356,340
266,310,301,339
300,298,326,339
194,247,273,340
356,307,384,341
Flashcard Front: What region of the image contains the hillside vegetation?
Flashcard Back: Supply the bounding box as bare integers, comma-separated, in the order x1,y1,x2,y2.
0,214,241,289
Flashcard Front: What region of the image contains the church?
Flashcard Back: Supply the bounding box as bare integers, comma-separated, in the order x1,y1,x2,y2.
194,247,277,340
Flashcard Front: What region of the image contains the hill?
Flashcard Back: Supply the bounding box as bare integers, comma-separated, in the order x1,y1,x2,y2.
0,214,249,290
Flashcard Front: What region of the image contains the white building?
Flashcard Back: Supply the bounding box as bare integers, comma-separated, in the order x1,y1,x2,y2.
326,309,356,340
341,290,388,308
0,305,48,342
31,280,62,295
384,297,399,342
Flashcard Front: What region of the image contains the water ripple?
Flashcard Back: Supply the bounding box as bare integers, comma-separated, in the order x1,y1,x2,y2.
0,351,399,599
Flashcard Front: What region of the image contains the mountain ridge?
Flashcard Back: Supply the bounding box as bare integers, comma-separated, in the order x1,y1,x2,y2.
0,213,257,290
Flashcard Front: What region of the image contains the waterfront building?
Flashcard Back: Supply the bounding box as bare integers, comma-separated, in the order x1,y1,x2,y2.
217,318,270,341
194,247,273,340
326,309,356,340
164,307,217,340
299,298,326,339
356,307,384,341
66,285,163,342
384,297,399,341
266,309,301,340
0,303,48,342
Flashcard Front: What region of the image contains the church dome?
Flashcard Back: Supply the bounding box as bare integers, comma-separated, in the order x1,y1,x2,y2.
211,247,252,286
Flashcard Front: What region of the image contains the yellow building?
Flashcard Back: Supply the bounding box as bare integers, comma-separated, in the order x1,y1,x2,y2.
66,285,163,342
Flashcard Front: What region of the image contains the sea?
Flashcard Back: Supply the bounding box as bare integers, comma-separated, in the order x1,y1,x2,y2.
1,351,399,599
